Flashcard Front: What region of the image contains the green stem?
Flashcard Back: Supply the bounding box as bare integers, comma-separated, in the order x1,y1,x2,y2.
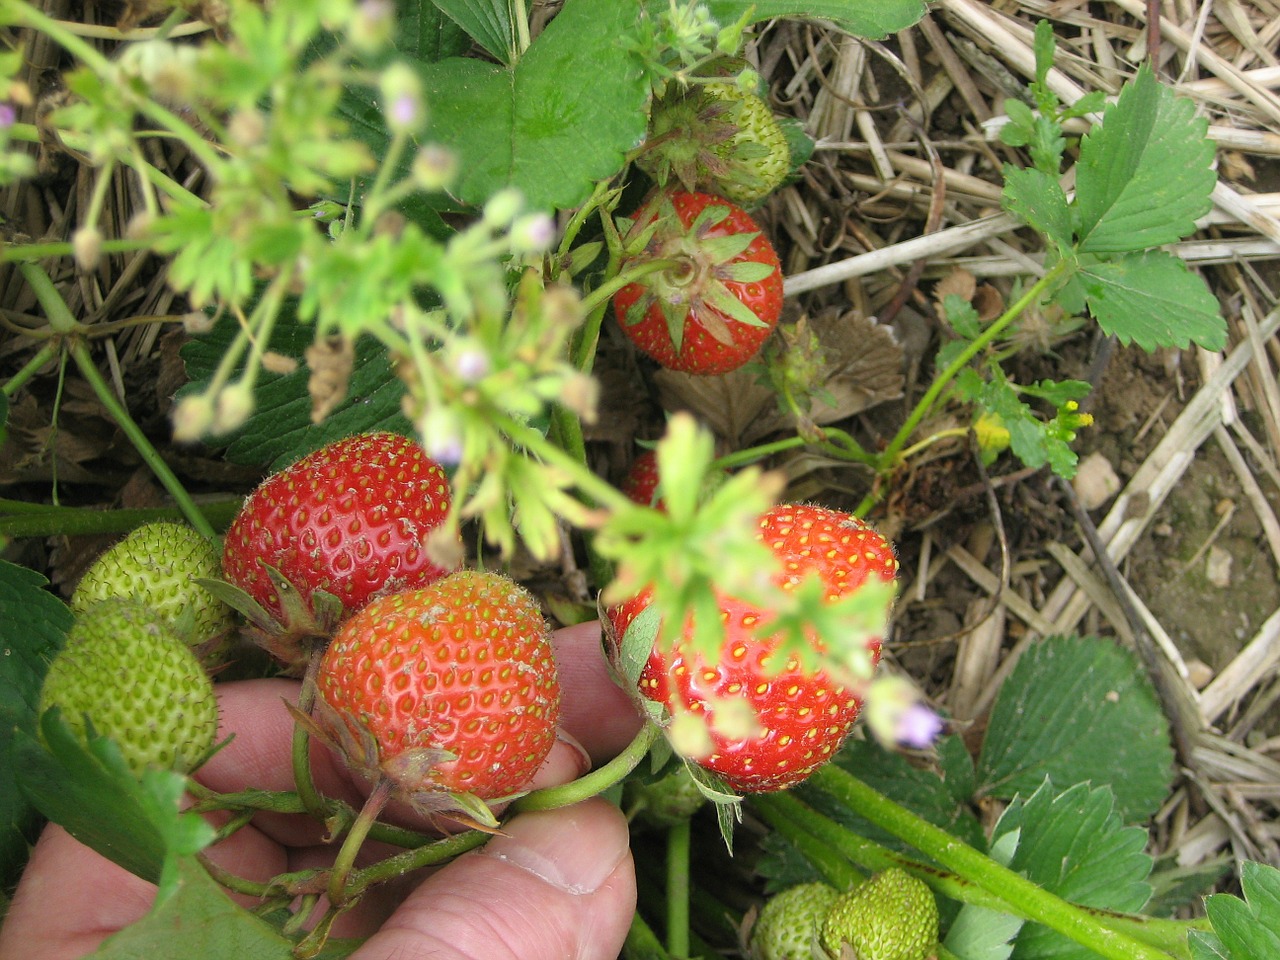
665,818,692,958
877,260,1071,472
5,123,200,207
0,499,242,539
327,779,392,905
344,827,488,899
749,794,863,891
577,257,684,318
70,342,216,540
2,238,151,264
291,667,337,827
807,765,1181,960
513,721,660,813
2,343,60,396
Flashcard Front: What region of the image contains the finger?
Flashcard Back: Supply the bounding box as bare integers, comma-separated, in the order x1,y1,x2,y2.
0,826,159,960
349,798,635,960
552,620,645,764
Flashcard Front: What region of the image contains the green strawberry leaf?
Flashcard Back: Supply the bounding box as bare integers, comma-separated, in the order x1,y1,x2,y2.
428,0,515,64
995,781,1153,960
944,829,1024,960
1078,250,1226,352
179,304,412,470
0,560,74,889
416,0,649,211
976,635,1175,824
14,709,216,885
1074,63,1216,254
701,0,925,38
1194,861,1280,960
1001,165,1072,255
86,855,361,959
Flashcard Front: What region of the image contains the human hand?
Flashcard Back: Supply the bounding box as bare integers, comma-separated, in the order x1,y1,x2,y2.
0,621,644,960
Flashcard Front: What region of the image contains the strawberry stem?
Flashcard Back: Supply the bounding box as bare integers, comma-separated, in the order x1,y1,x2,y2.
0,499,242,539
327,778,393,906
665,818,692,958
344,829,490,899
577,256,685,317
513,721,661,812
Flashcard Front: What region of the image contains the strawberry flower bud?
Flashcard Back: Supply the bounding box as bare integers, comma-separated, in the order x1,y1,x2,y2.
380,63,424,134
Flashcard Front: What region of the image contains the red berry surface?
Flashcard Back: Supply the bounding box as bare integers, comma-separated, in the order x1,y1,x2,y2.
622,449,662,507
608,504,898,793
315,570,561,801
222,431,454,623
613,190,783,375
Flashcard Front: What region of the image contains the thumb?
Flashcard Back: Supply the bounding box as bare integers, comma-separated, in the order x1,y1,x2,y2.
350,798,635,960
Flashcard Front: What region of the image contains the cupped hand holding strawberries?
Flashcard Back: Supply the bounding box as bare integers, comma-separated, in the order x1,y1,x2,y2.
0,620,643,960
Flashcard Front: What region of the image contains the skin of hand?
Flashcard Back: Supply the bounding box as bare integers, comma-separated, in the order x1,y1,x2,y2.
0,620,644,960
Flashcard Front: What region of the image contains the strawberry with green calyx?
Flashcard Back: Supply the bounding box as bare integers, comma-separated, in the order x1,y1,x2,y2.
748,881,840,960
310,570,561,828
606,503,898,793
638,78,791,206
72,520,235,669
613,190,783,375
218,431,458,671
39,598,219,777
820,868,939,960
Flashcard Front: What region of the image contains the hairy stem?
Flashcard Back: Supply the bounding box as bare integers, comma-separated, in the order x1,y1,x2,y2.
513,722,660,813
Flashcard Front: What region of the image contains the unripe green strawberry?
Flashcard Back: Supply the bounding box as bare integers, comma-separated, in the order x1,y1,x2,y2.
39,599,220,776
638,79,790,206
750,882,840,960
626,765,707,827
72,521,234,668
820,868,938,960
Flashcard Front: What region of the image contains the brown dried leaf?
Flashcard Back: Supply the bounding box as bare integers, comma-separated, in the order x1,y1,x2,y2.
934,268,977,307
305,336,355,424
973,283,1005,323
655,309,905,447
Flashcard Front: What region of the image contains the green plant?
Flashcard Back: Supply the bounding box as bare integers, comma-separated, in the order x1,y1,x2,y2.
70,521,234,667
819,867,938,960
39,599,219,777
636,77,792,205
749,881,840,960
1,1,1273,958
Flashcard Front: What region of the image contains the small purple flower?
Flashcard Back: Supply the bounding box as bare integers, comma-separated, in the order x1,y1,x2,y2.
389,93,419,130
0,103,15,129
894,703,944,749
453,346,490,383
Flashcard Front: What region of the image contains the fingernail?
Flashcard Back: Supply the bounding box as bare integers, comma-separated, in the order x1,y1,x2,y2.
480,804,627,895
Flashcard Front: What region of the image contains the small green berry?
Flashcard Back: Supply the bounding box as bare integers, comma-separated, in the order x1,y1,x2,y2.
40,599,220,776
750,882,840,960
626,765,707,827
820,868,939,960
72,521,234,667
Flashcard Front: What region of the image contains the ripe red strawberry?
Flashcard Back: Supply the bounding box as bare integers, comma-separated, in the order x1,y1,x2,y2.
607,504,897,793
221,431,457,665
613,190,782,375
313,570,561,820
622,449,662,507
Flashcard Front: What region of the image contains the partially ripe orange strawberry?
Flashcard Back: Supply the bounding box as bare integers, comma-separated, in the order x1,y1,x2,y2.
313,570,561,818
607,504,897,793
